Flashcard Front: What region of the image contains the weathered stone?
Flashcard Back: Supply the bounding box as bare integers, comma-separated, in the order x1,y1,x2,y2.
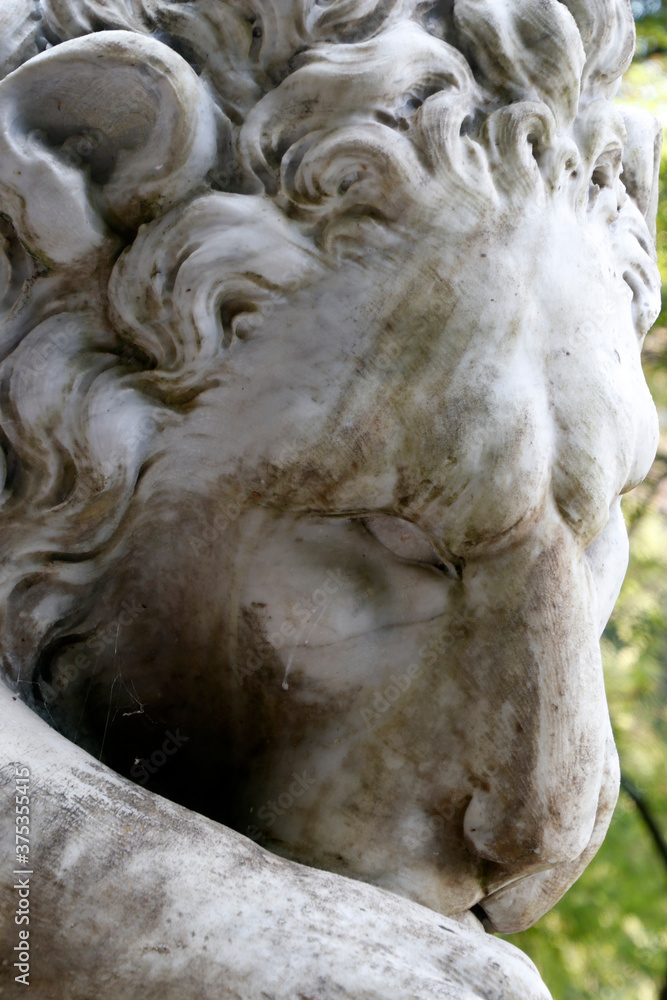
0,0,659,995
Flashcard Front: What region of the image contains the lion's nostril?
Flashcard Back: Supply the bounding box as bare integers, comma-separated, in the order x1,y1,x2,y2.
463,786,594,872
469,903,495,934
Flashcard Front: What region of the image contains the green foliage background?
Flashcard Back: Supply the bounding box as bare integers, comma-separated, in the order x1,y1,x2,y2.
502,9,667,998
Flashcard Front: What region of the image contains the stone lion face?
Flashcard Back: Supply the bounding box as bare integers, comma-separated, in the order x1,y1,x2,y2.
66,183,658,935
0,0,659,953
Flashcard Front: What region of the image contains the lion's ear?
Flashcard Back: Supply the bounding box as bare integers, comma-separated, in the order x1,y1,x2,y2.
0,30,224,267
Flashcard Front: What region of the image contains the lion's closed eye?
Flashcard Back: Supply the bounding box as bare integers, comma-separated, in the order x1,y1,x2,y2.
362,514,461,578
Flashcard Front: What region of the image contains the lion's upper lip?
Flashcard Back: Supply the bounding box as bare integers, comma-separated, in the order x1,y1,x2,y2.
472,873,542,932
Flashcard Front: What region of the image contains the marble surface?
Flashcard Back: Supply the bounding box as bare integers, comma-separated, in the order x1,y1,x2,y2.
0,0,661,996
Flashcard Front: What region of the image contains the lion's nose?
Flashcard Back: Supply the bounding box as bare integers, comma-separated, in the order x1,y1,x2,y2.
462,781,597,871
472,738,621,933
450,507,615,882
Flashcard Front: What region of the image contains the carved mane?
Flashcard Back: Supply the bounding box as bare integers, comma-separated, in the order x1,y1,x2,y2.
0,0,657,693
